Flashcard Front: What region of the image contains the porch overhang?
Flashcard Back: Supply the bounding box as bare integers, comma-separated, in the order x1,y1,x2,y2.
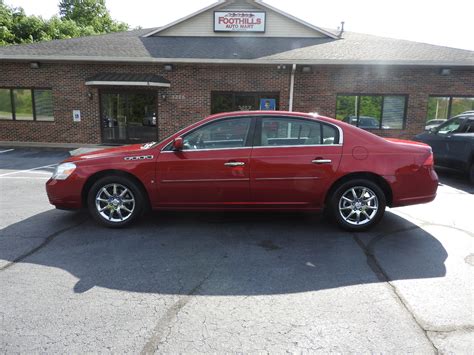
85,73,171,87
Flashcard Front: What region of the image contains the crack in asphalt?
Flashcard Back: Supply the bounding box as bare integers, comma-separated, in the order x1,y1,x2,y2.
352,229,440,353
0,218,88,272
140,255,222,355
426,325,474,334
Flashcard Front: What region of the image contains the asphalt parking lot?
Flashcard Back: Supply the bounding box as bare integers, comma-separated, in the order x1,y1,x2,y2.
0,147,473,353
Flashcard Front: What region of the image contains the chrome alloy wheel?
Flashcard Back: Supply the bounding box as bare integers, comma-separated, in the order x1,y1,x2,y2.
95,183,136,223
338,186,379,226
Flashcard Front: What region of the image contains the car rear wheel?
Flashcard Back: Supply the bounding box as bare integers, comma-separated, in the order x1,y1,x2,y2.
87,175,144,228
329,179,386,231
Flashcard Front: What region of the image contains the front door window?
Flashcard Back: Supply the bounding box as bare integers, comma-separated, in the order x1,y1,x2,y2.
182,118,251,150
101,92,157,144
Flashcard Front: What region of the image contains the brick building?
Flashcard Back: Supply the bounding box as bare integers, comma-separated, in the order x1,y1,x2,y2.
0,0,473,144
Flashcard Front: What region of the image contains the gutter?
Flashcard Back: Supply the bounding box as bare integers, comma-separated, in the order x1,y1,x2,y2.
0,55,473,67
289,64,296,112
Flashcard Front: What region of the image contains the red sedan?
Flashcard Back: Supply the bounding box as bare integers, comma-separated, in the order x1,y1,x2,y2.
46,111,438,231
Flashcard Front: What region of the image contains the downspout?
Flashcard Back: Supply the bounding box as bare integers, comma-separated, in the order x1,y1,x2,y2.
289,64,297,112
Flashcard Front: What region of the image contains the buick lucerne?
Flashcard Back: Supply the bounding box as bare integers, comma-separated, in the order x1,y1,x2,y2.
46,111,438,231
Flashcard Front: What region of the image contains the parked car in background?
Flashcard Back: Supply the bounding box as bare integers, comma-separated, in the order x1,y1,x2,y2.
425,119,446,131
46,111,438,231
415,113,474,183
343,115,390,129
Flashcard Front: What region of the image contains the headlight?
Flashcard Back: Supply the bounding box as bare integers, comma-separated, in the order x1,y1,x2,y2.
52,162,76,180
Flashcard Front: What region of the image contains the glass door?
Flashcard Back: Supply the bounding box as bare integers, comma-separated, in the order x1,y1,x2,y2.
101,91,157,144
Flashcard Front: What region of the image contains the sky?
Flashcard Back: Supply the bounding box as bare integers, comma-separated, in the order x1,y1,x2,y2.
5,0,474,51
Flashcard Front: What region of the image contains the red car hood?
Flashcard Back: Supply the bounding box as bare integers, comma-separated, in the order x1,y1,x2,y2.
67,144,154,162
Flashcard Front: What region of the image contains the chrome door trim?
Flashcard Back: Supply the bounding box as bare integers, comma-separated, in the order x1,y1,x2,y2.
254,177,321,181
161,178,250,183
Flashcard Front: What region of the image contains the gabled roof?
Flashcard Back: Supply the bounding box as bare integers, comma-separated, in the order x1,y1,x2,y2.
143,0,339,39
0,28,472,67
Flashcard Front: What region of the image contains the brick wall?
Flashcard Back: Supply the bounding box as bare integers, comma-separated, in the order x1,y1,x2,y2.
0,61,473,144
294,65,474,138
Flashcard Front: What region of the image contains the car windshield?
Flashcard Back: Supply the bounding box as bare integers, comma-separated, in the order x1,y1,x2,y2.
436,117,465,134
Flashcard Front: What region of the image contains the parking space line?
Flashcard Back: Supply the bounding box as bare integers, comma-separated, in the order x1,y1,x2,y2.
0,149,14,154
0,164,57,177
18,170,54,175
0,176,50,180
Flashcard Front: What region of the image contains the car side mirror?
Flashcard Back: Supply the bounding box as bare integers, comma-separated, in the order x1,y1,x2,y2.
429,127,438,134
172,137,184,151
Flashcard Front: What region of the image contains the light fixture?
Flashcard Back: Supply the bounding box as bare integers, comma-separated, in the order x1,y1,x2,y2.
164,64,174,72
277,65,287,71
87,91,93,100
161,93,167,101
30,62,40,69
440,68,451,76
301,65,313,74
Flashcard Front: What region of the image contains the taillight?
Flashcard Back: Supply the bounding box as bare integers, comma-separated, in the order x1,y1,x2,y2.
423,153,434,167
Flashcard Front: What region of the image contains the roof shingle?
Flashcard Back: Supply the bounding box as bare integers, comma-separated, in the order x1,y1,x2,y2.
0,28,472,66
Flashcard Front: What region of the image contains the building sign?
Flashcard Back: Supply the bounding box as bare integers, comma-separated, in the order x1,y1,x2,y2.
73,110,81,122
260,98,276,110
214,11,266,32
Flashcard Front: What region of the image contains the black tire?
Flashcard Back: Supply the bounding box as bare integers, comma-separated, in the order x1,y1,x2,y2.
469,163,474,185
87,175,145,228
329,179,386,232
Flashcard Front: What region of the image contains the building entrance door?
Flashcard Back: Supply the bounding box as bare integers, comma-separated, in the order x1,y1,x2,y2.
101,91,157,144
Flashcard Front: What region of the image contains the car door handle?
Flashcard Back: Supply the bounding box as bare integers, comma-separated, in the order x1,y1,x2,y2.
312,159,332,164
224,162,245,167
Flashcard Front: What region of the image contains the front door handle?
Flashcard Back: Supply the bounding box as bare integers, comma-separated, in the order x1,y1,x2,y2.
225,161,245,167
312,159,332,164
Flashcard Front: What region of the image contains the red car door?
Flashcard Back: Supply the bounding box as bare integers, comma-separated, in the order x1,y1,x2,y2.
250,116,342,208
155,116,254,207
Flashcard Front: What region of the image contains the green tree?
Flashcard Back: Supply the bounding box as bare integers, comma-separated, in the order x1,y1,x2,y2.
59,0,128,33
0,0,128,46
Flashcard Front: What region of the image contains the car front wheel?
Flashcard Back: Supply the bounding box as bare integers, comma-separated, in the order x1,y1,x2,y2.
87,175,144,228
329,179,386,231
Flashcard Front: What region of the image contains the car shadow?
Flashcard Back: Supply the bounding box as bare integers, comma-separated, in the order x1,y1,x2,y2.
0,209,447,296
436,168,474,194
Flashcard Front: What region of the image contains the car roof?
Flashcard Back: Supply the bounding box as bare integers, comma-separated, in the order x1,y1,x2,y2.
205,110,342,126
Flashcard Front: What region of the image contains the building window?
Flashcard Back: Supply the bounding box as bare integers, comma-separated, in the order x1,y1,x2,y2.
427,96,474,120
336,94,407,130
211,92,279,114
34,89,54,121
0,89,13,120
13,89,34,121
0,88,54,121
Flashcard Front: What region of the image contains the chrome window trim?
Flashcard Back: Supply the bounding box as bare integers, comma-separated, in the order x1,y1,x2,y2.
258,115,344,147
161,144,343,153
161,147,253,153
161,114,344,152
252,144,343,149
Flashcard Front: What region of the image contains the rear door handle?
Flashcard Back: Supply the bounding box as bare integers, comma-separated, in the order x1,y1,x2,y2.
224,162,245,167
312,159,332,164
